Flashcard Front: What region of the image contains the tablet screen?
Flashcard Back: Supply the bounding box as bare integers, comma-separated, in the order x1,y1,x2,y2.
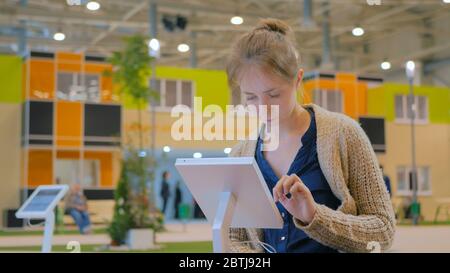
22,189,62,212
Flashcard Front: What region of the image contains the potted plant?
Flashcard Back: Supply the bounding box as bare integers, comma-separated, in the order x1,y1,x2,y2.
106,35,162,250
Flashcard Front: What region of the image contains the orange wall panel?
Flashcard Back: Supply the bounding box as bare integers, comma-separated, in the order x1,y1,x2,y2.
302,76,369,119
57,63,82,72
336,73,356,82
28,150,53,187
56,101,82,147
56,52,82,63
316,79,338,90
56,150,81,159
84,151,113,188
29,59,55,99
56,52,82,72
337,81,357,118
101,76,114,102
84,63,110,74
356,82,368,116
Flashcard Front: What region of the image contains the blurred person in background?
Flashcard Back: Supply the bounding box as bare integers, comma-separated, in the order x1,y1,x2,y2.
65,183,92,234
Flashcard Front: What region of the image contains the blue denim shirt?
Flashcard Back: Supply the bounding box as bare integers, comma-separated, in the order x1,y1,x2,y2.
256,107,341,253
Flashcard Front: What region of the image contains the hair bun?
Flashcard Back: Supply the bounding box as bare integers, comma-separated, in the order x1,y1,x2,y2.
255,18,291,35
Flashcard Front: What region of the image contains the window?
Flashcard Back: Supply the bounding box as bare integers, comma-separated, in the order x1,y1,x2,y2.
56,72,100,102
151,78,194,110
181,81,193,106
27,101,53,145
84,104,121,146
394,95,428,124
396,166,431,196
313,89,343,113
358,117,385,153
55,159,100,188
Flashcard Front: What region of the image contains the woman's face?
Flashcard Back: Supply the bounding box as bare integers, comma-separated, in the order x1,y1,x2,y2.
239,65,303,124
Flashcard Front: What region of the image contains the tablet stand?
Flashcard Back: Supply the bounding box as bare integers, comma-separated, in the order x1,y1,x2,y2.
42,211,55,253
212,192,236,253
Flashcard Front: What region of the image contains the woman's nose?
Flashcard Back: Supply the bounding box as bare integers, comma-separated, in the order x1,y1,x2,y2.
259,96,271,107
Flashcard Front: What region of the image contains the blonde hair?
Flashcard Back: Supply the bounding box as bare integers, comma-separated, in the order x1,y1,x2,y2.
226,18,300,94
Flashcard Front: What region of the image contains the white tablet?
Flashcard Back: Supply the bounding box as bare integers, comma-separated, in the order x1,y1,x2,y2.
175,157,283,229
16,185,69,219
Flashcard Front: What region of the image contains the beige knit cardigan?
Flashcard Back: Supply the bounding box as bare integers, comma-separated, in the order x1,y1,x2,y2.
228,103,396,253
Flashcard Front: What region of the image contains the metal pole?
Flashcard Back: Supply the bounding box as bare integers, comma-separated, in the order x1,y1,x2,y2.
20,0,29,207
303,0,313,27
409,78,419,225
149,1,157,158
42,211,55,253
321,1,331,66
148,1,158,216
18,0,28,59
190,31,197,68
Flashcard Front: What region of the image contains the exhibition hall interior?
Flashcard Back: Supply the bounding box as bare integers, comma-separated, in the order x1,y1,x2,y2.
0,0,449,253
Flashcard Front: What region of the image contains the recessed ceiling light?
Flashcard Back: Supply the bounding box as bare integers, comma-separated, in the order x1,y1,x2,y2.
53,32,65,41
177,43,190,53
352,27,364,37
230,16,243,25
406,60,415,78
86,1,100,11
381,61,391,70
163,146,171,153
193,152,202,158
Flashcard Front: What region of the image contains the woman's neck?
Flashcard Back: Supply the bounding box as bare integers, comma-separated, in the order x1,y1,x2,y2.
278,104,309,139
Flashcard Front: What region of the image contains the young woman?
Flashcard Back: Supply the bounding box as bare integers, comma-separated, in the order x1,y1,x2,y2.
226,19,395,253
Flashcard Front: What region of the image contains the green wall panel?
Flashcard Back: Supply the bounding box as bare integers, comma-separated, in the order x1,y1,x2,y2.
0,55,22,104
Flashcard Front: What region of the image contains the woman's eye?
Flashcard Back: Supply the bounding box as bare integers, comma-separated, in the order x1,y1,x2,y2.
269,94,280,98
246,96,257,100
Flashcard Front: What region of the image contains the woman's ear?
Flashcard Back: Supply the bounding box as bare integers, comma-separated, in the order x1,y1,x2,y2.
295,69,304,89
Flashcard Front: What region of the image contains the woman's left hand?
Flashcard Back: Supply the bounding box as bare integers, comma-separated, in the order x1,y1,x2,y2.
273,174,317,225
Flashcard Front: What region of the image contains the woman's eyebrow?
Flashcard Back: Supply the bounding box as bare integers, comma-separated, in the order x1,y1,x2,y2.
243,88,276,94
263,88,276,93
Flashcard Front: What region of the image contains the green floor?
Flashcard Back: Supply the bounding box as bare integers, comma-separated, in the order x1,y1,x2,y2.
0,227,107,237
0,241,213,253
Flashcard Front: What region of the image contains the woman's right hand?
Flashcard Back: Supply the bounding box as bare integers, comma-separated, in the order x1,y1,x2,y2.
273,174,317,225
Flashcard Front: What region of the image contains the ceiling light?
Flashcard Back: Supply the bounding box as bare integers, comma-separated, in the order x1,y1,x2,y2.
406,60,415,79
53,32,65,41
381,61,391,70
352,27,364,37
177,43,190,53
86,1,100,11
230,16,243,25
163,146,171,153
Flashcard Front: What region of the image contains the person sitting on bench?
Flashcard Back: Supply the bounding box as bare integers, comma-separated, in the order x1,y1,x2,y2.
65,183,92,234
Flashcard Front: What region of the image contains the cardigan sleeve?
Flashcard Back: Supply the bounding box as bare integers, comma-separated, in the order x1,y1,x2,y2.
229,228,263,253
293,117,396,252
